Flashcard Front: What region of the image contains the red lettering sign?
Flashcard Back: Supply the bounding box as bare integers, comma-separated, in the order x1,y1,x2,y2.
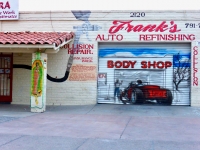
107,60,172,69
139,34,195,41
107,60,137,68
96,34,123,41
109,21,181,34
98,73,106,78
148,90,167,98
193,46,198,86
0,1,10,9
141,61,172,69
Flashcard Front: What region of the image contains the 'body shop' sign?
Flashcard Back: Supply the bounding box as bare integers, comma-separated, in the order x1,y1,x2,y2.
107,60,172,69
0,0,18,20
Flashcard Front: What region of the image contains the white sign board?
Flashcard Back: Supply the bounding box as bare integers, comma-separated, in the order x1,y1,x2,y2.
0,0,18,20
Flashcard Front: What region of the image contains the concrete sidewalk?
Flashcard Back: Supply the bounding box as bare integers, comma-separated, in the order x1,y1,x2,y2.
0,104,200,150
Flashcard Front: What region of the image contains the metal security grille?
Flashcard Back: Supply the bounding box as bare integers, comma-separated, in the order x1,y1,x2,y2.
98,43,191,105
0,54,13,103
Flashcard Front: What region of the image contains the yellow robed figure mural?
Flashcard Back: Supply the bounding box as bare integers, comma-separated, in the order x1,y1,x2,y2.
31,60,44,105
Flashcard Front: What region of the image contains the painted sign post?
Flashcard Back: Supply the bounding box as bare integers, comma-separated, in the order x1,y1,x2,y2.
31,52,47,112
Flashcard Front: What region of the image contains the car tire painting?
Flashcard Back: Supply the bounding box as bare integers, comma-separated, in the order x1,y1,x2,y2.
98,43,191,105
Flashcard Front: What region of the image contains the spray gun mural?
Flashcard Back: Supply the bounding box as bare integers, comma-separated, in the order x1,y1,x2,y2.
14,10,102,82
66,10,101,81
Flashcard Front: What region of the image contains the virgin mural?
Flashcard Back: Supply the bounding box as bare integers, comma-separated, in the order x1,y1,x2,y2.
98,47,191,105
31,60,43,105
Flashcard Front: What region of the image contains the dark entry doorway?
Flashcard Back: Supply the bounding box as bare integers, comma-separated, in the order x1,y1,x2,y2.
0,54,13,103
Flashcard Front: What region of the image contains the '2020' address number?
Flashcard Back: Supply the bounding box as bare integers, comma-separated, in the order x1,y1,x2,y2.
130,12,145,17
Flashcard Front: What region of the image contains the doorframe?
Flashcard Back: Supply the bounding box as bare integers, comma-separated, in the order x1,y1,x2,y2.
0,53,13,103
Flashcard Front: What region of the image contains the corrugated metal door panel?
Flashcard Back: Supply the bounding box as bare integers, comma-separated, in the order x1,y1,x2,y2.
98,43,191,105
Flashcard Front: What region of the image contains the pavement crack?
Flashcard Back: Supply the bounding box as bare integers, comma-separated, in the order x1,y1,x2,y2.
120,116,132,139
86,104,96,114
76,138,89,150
0,135,26,148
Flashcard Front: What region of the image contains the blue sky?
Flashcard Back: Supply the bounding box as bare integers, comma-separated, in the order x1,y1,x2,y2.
99,48,190,57
99,48,191,67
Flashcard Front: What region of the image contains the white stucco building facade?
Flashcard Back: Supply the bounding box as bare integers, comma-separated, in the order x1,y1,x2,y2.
0,10,200,112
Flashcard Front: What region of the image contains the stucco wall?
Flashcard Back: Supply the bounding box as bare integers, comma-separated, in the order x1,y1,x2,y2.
12,53,31,104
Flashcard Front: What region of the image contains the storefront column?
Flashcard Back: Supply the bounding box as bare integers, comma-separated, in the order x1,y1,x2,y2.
30,52,47,112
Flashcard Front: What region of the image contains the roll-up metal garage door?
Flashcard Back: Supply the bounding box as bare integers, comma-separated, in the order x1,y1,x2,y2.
98,43,191,105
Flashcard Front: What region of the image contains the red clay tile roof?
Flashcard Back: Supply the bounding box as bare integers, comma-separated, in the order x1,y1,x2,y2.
0,31,74,47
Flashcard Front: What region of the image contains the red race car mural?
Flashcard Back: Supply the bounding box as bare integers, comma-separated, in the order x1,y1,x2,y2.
119,80,173,105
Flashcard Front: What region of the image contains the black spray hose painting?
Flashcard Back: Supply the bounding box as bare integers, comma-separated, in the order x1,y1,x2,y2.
13,10,101,82
13,64,69,82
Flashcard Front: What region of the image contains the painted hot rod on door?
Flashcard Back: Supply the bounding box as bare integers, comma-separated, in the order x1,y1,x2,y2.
119,81,173,105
